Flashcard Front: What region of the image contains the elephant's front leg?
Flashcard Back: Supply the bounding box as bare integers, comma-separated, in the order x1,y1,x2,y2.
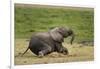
61,47,69,55
55,42,69,55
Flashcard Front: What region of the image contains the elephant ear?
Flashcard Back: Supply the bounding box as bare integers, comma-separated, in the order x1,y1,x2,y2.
50,27,64,42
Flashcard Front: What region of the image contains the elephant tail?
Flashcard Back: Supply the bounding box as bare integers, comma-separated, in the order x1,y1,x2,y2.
21,47,29,57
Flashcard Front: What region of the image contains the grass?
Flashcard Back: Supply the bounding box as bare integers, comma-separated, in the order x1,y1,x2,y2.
14,4,94,65
15,4,94,42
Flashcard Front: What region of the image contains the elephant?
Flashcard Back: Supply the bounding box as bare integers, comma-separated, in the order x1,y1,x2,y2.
21,26,75,57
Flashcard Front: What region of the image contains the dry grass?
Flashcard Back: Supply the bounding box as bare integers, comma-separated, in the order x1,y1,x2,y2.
14,39,94,65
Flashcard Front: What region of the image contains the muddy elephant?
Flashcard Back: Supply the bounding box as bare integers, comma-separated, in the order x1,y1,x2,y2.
21,27,75,57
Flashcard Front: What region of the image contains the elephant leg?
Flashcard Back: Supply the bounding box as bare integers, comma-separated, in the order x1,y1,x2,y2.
62,47,69,55
38,51,44,57
55,42,69,55
38,44,52,57
54,42,63,52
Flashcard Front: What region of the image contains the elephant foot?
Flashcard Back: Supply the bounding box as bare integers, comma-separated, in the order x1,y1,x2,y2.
38,51,44,58
62,50,69,55
63,52,68,55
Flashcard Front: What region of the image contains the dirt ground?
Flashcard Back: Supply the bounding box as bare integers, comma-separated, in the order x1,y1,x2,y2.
14,39,94,65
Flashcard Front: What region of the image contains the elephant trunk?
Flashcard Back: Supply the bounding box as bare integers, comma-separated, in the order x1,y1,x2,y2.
70,33,75,45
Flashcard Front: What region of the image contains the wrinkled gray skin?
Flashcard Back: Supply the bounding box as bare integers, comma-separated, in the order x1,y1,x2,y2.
21,27,75,57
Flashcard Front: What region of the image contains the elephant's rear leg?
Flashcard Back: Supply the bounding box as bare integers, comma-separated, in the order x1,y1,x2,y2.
38,51,44,58
38,46,52,58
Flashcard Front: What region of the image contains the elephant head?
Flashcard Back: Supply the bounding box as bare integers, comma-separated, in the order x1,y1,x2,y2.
50,27,75,44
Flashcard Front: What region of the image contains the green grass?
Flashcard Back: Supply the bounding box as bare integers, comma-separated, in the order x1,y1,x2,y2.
15,4,94,42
